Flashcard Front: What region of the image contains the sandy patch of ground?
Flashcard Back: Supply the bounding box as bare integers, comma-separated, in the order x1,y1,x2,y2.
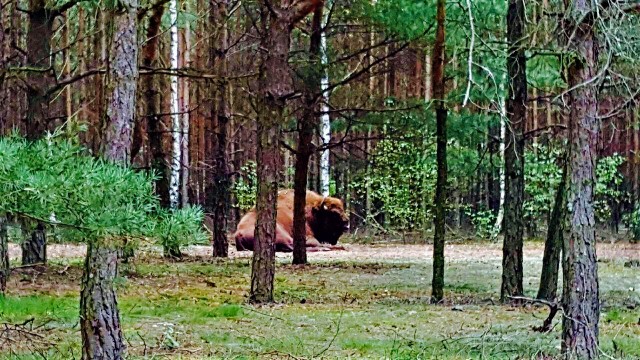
8,241,639,263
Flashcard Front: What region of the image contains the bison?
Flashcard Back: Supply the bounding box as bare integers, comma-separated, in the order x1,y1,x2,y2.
233,189,349,252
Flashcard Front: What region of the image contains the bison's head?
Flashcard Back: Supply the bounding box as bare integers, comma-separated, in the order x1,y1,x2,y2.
309,196,350,245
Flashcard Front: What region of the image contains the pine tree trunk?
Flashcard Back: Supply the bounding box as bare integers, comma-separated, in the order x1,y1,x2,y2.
82,0,138,356
561,1,600,356
537,158,567,301
21,220,46,265
250,0,319,303
0,215,9,295
80,242,125,360
22,0,55,265
430,0,447,304
293,3,324,265
25,0,54,138
141,4,170,207
210,0,231,258
501,0,526,302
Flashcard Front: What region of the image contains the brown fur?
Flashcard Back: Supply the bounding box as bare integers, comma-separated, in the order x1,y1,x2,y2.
233,189,349,252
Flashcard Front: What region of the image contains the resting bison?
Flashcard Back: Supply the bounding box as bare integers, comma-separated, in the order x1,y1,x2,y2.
233,189,349,252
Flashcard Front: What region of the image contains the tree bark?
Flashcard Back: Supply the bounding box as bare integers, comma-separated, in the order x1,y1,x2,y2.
140,4,171,207
80,242,125,360
22,0,57,266
561,1,600,356
250,0,319,303
537,158,567,301
25,0,54,139
292,2,324,265
0,215,9,295
82,0,138,357
168,0,181,209
209,0,231,258
430,0,447,304
501,0,527,302
21,220,46,265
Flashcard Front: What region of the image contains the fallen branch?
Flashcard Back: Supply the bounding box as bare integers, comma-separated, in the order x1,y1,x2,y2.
508,296,560,333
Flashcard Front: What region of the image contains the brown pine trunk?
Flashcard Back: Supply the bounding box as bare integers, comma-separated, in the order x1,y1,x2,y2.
81,0,138,357
21,220,46,265
208,0,231,258
430,0,446,304
80,242,125,360
251,23,289,303
25,0,54,139
0,215,8,295
22,0,56,266
250,0,319,303
537,158,567,301
140,4,170,207
561,1,600,356
292,3,324,265
501,0,527,302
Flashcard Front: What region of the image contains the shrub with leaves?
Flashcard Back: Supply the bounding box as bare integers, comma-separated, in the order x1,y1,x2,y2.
523,143,563,233
350,138,437,231
594,154,627,224
231,161,258,212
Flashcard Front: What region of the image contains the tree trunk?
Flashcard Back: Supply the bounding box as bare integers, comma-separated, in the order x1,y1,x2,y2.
0,215,9,295
537,158,567,301
250,0,319,303
561,1,600,356
501,0,527,302
205,0,231,258
318,0,332,197
292,2,324,265
82,0,138,357
80,242,125,360
21,220,46,265
22,0,56,266
139,4,171,207
169,0,181,209
430,0,447,304
25,0,54,139
180,19,191,208
251,23,289,303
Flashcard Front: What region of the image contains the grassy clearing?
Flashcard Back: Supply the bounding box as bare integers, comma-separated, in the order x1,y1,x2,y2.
1,242,639,359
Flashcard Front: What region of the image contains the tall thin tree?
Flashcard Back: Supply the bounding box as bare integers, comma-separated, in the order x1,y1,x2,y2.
537,157,567,301
292,1,325,265
250,0,320,302
501,0,527,302
209,0,231,258
80,0,138,357
430,0,447,303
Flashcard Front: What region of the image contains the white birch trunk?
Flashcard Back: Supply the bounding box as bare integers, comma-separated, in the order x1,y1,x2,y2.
319,0,332,197
491,71,507,240
169,0,181,208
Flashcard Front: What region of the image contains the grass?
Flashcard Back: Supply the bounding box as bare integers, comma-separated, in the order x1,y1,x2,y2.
1,242,639,359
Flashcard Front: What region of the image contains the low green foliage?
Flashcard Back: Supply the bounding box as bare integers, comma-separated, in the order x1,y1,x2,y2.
0,133,206,252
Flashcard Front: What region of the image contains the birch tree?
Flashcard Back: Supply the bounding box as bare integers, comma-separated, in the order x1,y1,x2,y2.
169,0,181,209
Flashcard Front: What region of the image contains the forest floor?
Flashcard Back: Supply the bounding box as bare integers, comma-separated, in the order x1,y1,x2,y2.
2,240,639,359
